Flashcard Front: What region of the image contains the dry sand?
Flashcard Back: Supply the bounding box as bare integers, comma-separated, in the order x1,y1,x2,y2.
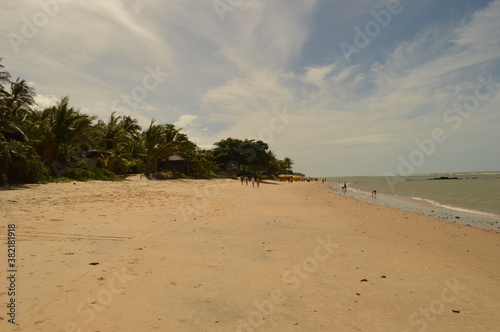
0,177,499,332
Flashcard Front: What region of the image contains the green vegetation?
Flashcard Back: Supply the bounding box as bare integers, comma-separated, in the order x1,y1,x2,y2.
62,167,122,182
0,139,48,185
211,138,294,177
0,58,299,185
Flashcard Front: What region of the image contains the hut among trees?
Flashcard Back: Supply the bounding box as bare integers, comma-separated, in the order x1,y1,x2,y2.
168,154,190,175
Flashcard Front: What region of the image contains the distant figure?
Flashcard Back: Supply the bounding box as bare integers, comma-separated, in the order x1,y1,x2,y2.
342,181,347,190
245,176,249,186
240,176,244,185
251,176,256,188
256,177,260,188
371,190,377,197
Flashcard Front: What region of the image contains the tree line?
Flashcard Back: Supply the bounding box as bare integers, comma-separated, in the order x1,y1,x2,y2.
0,58,298,185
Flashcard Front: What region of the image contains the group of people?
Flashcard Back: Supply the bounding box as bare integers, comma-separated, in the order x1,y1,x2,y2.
339,180,376,197
240,176,260,188
306,178,326,182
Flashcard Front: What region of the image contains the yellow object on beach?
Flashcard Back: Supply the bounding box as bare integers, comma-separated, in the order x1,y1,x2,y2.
277,174,305,181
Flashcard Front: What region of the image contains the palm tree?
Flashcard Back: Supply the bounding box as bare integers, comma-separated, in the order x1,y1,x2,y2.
0,139,46,185
96,111,125,151
95,112,145,175
116,115,143,175
0,57,10,98
1,77,36,119
31,96,96,166
120,115,141,140
0,77,35,142
141,121,183,176
0,59,47,184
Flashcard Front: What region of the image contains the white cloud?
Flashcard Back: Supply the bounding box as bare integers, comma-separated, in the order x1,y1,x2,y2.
174,115,198,128
33,94,59,110
319,133,401,147
1,0,499,176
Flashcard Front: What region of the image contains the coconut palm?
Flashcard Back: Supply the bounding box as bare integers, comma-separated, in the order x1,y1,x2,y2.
0,139,47,185
32,96,96,166
96,111,126,151
0,77,35,142
116,116,143,175
141,121,183,176
120,115,141,140
0,57,10,98
95,112,146,175
1,77,36,119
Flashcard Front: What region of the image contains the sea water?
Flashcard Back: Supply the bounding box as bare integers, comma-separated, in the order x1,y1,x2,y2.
327,172,500,231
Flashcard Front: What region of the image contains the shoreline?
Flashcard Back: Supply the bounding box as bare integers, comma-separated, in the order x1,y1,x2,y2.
0,178,499,331
329,180,500,232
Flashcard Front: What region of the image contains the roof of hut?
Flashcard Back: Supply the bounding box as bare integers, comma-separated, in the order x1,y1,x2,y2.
168,154,187,162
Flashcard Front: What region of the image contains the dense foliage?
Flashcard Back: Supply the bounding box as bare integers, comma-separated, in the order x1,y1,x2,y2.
0,58,297,185
212,138,293,176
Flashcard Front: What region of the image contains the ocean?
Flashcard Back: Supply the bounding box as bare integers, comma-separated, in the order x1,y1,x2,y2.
327,172,500,231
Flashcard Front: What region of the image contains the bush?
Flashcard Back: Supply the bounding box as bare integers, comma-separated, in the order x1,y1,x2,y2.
216,173,238,179
172,171,189,179
0,140,48,185
62,167,121,181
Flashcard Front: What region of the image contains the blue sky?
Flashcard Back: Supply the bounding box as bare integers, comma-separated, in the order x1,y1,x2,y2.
1,0,499,176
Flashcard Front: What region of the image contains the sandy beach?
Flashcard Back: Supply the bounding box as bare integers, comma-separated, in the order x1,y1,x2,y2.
1,177,499,332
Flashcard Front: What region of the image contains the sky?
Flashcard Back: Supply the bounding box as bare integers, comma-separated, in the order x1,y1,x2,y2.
1,0,499,177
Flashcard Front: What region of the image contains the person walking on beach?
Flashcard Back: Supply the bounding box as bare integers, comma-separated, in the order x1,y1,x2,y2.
245,176,249,186
256,177,260,188
240,176,244,185
251,176,256,188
